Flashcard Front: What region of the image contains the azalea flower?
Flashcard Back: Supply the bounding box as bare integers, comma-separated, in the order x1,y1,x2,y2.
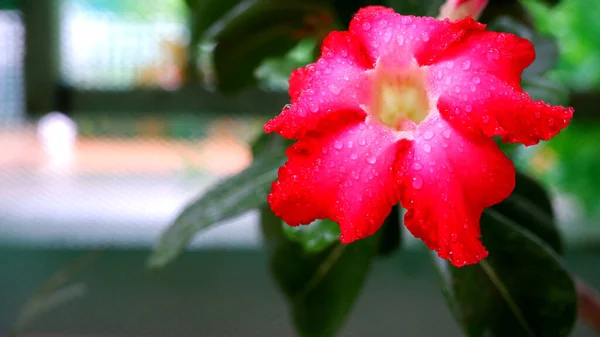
264,6,574,267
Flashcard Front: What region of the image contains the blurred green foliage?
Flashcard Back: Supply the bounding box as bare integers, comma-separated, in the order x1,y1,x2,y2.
524,0,600,90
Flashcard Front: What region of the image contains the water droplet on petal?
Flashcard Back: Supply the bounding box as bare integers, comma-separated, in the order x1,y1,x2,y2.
423,130,434,140
366,156,377,164
362,22,371,31
397,35,404,46
421,32,429,42
358,138,366,146
451,233,457,242
412,162,423,171
351,153,358,160
411,175,423,189
334,141,343,150
423,144,431,153
461,60,471,70
442,129,451,139
352,170,360,180
534,111,541,119
328,84,341,95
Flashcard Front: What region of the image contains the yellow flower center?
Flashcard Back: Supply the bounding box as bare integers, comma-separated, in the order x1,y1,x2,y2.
369,62,430,132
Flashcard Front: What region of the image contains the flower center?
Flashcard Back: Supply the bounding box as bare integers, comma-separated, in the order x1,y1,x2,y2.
369,62,430,132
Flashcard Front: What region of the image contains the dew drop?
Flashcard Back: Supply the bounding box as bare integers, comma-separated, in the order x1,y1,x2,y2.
461,60,471,70
351,153,358,160
442,129,451,139
423,130,434,140
534,111,541,119
423,144,431,153
451,233,457,242
328,84,341,95
366,156,377,164
347,140,353,148
383,29,392,43
358,138,366,146
298,108,307,117
352,170,360,180
362,22,371,31
283,104,292,110
421,32,430,42
411,175,424,189
412,162,423,171
321,147,328,154
309,103,319,113
397,35,404,46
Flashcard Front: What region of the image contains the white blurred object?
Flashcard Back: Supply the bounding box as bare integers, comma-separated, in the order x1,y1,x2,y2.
37,112,78,172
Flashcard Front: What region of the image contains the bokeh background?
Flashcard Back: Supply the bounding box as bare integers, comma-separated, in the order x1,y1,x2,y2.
0,0,599,336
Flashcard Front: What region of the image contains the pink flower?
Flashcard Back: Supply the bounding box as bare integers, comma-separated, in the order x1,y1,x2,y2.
439,0,489,21
264,6,573,267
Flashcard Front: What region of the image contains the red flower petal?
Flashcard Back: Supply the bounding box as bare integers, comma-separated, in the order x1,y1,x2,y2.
431,32,574,145
396,115,515,266
268,120,401,243
349,6,484,68
264,32,371,139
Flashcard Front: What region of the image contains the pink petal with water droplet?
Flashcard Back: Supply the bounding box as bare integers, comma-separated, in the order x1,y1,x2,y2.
349,7,484,67
264,32,371,139
396,115,515,267
430,31,574,146
268,120,401,243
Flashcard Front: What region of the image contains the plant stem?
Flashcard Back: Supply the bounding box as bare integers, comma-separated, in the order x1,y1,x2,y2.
577,278,600,334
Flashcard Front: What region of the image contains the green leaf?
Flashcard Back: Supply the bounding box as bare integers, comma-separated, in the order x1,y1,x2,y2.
186,0,244,46
521,77,570,106
283,219,342,253
435,209,577,337
262,207,376,337
251,131,294,158
377,204,402,257
492,172,563,254
207,0,332,93
331,0,385,25
148,153,284,268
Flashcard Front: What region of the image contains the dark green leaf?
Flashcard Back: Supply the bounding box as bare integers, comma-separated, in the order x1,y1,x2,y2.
385,0,445,17
251,131,294,158
492,171,563,254
186,0,243,46
262,207,376,337
148,153,284,268
332,0,385,26
208,1,332,93
377,204,402,257
435,209,577,337
521,77,570,106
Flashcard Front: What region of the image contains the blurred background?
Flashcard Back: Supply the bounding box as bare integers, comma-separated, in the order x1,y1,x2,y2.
0,0,599,336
